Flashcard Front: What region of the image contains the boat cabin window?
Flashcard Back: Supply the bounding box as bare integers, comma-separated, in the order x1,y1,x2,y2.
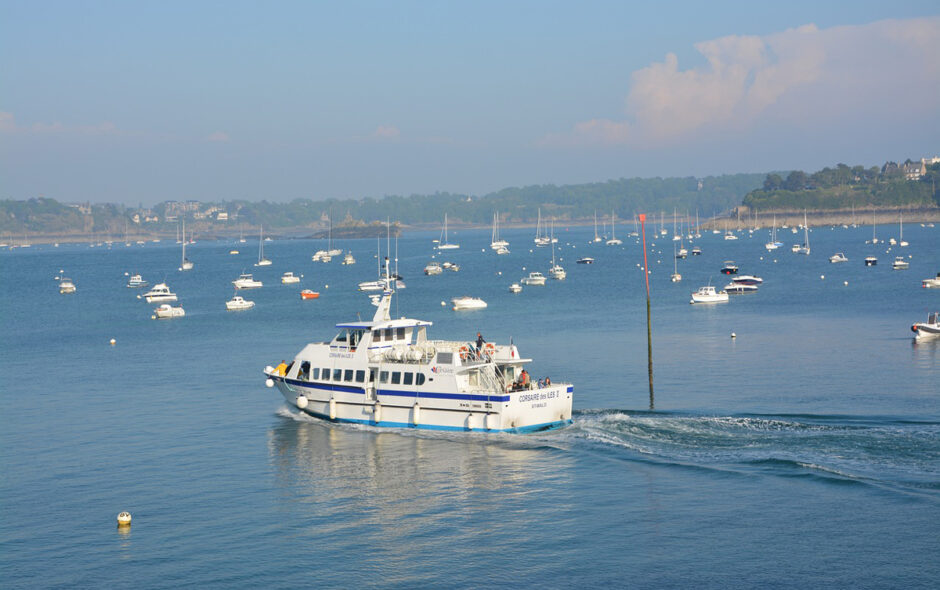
321,367,330,381
344,369,354,382
300,361,310,380
312,368,320,380
349,330,364,349
334,330,348,342
403,372,414,386
355,370,366,383
503,366,516,382
379,371,389,383
396,327,406,340
437,352,453,365
391,371,401,385
468,370,479,387
373,330,383,342
416,373,426,386
332,369,342,381
384,328,394,341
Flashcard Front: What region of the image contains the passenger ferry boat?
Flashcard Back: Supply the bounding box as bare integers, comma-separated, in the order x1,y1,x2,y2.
264,260,573,433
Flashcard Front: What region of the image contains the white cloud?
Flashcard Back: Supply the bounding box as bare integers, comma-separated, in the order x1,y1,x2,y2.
207,131,230,142
543,16,940,147
0,111,121,136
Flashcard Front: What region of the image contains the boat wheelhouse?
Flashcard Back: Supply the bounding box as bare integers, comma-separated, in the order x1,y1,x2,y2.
720,261,739,275
264,260,573,433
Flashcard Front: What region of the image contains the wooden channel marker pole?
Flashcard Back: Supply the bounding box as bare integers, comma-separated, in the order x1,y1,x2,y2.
638,213,653,409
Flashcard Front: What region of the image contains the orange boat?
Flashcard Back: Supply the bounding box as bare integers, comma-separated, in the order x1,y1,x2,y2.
301,290,320,300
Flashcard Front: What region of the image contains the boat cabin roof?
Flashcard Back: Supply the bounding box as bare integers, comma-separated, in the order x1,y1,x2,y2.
336,318,432,331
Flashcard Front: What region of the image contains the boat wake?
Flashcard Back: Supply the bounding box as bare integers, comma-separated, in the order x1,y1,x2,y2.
276,406,940,494
554,409,940,494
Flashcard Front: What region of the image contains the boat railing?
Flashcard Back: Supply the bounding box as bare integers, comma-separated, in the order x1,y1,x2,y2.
368,342,437,364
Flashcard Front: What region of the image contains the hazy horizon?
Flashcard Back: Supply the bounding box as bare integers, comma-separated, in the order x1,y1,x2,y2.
2,1,938,206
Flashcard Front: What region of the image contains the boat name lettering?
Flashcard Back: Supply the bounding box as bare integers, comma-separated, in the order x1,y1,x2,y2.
329,352,354,359
518,391,557,403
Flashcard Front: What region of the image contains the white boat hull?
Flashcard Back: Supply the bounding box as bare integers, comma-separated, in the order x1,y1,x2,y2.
270,374,572,433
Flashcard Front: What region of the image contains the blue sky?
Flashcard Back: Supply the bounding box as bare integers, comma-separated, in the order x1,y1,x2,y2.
2,1,938,205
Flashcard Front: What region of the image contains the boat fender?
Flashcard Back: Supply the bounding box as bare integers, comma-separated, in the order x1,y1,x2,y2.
296,395,308,409
485,412,497,431
265,378,274,388
373,403,382,424
329,398,337,420
466,413,475,431
413,403,420,426
458,345,471,361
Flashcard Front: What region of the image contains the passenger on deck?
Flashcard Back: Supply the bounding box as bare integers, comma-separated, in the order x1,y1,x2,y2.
519,368,530,390
475,332,486,359
275,360,288,376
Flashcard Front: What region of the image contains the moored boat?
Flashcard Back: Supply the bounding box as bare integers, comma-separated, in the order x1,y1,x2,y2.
922,273,940,288
126,274,149,288
226,295,255,311
424,262,443,275
576,257,594,265
451,296,487,311
725,283,758,294
892,257,909,270
233,273,263,289
263,261,573,433
731,275,763,286
509,283,523,293
520,271,546,285
301,290,320,300
59,278,76,294
281,271,301,284
720,261,739,275
911,312,940,340
142,283,178,303
690,285,729,304
829,253,848,263
154,303,185,318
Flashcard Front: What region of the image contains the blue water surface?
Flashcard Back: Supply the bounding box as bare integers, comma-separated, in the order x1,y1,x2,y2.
1,222,938,588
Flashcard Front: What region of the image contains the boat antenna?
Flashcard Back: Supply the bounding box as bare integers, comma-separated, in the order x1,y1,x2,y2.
639,213,654,409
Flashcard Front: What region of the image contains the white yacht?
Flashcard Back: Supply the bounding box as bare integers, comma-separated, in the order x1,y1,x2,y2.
922,273,940,289
829,253,849,263
226,295,255,311
233,273,263,289
690,285,729,304
59,278,76,294
490,212,509,250
509,283,523,293
281,272,301,284
548,228,565,280
911,312,940,340
892,257,909,270
126,274,149,288
534,209,551,247
154,303,185,318
255,226,272,266
142,283,178,303
263,262,573,433
342,252,356,265
521,271,547,286
424,262,443,275
436,213,460,250
451,296,488,311
724,283,758,294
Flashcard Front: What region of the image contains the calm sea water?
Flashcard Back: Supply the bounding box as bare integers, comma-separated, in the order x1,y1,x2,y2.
1,222,938,588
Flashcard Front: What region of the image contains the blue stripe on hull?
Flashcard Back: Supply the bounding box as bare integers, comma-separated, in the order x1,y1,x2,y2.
292,406,571,434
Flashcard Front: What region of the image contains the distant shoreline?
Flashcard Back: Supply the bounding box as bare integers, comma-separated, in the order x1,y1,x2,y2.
5,207,939,245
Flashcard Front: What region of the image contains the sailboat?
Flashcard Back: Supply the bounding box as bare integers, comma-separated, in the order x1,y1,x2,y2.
676,224,688,258
179,218,194,270
796,212,810,255
548,220,566,280
899,213,909,247
239,225,246,243
671,243,682,282
592,211,602,243
605,211,622,245
436,213,460,250
672,208,681,241
490,212,509,250
327,212,342,256
869,212,879,244
534,209,550,246
765,215,783,250
255,225,272,266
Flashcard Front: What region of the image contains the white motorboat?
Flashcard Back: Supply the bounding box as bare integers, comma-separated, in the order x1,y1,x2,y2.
731,275,763,286
451,296,488,311
865,256,878,266
725,283,758,294
576,257,594,265
829,253,849,263
424,262,443,275
154,303,185,319
892,257,910,270
263,261,573,433
255,226,272,266
691,246,702,256
720,261,739,275
143,283,178,303
922,273,940,288
59,278,76,294
312,250,332,263
126,274,149,288
911,312,940,340
436,213,460,250
509,283,522,293
233,273,263,289
226,295,255,311
521,272,546,286
496,246,510,255
723,231,738,240
443,262,460,272
281,272,301,284
342,252,356,265
358,280,386,292
690,285,729,304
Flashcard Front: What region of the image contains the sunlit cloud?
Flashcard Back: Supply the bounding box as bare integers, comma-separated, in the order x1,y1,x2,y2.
206,131,230,142
541,16,940,147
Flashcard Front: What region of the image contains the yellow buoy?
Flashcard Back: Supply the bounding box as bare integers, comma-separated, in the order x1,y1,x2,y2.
110,338,116,346
117,512,132,526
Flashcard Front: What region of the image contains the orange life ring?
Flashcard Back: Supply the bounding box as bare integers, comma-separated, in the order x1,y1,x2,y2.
459,345,471,360
483,342,496,357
